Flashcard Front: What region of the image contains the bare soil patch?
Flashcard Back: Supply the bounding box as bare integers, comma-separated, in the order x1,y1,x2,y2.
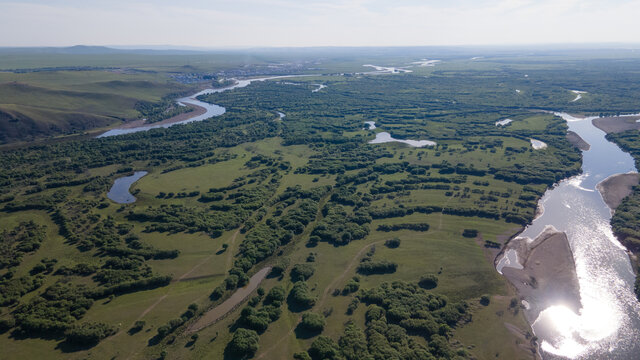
597,173,640,211
592,116,640,134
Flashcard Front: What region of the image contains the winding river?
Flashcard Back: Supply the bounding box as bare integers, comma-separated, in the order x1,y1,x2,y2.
499,113,640,359
95,69,640,358
98,76,312,138
107,171,148,204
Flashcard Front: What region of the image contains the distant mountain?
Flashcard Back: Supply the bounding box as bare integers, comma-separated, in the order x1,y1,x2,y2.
0,45,207,55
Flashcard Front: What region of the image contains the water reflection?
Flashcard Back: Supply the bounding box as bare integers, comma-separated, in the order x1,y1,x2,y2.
368,131,436,147
500,113,640,359
107,171,148,204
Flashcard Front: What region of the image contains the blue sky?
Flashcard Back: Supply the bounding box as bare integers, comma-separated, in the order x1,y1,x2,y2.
1,0,639,47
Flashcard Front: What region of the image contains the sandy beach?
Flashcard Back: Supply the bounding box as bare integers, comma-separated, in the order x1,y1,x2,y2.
597,173,640,211
592,115,640,133
566,130,590,150
500,228,582,322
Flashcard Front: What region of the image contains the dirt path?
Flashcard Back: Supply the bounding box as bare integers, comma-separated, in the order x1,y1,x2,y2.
188,267,272,333
256,240,382,359
129,230,240,328
225,229,241,270
121,230,239,359
438,197,454,230
175,230,239,283
255,318,298,360
137,294,168,320
316,240,382,309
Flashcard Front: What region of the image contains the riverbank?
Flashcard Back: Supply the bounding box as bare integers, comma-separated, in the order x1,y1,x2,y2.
597,173,640,211
500,227,582,323
593,115,640,133
566,130,590,151
115,104,206,130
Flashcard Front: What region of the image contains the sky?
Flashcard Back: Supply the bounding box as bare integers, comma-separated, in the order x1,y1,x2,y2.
1,0,640,48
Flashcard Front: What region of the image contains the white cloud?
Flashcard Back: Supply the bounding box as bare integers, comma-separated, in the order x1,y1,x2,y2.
0,0,638,47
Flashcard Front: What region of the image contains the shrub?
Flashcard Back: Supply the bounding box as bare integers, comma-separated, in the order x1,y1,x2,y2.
0,317,16,331
418,274,439,289
227,328,259,358
288,282,316,309
294,352,312,360
462,229,478,238
384,238,401,248
308,336,341,360
291,264,315,282
480,295,491,306
357,261,397,275
64,322,117,345
129,320,145,334
265,285,286,304
299,312,325,333
342,279,360,295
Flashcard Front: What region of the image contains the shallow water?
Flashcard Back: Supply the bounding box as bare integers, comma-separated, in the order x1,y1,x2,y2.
531,138,548,150
571,90,587,103
499,113,640,359
362,64,412,74
107,171,148,204
496,118,513,126
364,121,376,130
312,84,327,92
368,131,436,147
411,59,441,67
496,248,523,274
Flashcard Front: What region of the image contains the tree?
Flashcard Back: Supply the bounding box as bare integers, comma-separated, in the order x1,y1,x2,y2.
338,323,369,360
308,336,341,360
384,237,401,248
291,264,315,282
265,285,286,304
64,322,117,345
227,328,260,358
480,295,490,306
288,282,316,310
299,312,325,333
418,274,439,289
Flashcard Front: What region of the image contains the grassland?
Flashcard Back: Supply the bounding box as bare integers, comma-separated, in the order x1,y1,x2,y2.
4,50,640,360
0,70,193,143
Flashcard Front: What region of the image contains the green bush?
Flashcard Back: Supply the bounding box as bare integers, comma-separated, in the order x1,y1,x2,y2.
419,274,439,289
64,322,117,345
384,237,401,248
227,328,259,358
299,312,325,333
288,282,316,309
308,336,341,360
291,264,315,282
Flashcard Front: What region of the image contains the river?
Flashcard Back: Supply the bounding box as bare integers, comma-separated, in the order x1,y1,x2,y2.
97,75,312,138
107,171,148,204
499,113,640,359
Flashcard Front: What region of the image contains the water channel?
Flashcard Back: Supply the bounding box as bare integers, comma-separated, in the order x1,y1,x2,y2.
107,171,148,204
499,113,640,359
98,75,312,138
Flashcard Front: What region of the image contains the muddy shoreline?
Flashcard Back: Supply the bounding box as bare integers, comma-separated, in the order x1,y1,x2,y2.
114,104,207,130
592,115,640,133
499,228,582,323
566,130,590,151
597,173,640,211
